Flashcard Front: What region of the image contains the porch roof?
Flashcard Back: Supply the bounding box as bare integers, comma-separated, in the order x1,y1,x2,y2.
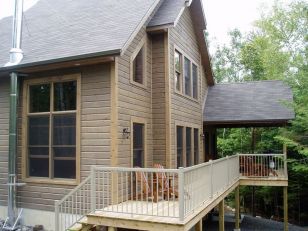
203,80,295,127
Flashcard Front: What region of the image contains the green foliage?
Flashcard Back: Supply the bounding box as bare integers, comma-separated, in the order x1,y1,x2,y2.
211,0,308,225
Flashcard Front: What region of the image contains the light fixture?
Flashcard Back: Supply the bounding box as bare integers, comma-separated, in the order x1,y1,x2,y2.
122,128,131,139
200,133,205,138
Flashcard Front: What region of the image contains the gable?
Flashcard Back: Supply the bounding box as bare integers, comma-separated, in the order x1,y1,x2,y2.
147,0,214,85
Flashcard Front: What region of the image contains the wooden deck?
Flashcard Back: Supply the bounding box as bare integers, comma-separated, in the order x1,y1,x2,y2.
85,180,240,231
92,200,180,224
56,154,288,231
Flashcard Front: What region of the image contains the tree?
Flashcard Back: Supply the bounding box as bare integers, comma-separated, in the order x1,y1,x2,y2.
211,0,308,225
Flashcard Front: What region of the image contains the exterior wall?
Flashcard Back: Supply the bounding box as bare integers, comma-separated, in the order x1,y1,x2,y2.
117,28,153,168
151,33,167,166
169,8,208,167
13,64,112,212
0,77,9,207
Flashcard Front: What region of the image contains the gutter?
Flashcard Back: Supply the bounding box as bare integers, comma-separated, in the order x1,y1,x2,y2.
0,49,121,73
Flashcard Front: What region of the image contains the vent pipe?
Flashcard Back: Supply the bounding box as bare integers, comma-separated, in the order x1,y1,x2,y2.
6,0,24,228
5,0,24,67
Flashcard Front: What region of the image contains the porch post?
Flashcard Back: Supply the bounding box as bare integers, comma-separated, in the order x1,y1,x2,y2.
219,200,224,231
235,186,240,231
284,186,288,231
283,143,288,177
195,219,203,231
108,227,117,231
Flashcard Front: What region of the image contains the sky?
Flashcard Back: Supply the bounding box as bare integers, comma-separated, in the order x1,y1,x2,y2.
0,0,291,51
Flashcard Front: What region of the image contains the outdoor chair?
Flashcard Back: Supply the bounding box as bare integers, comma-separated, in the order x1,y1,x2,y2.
133,167,159,202
153,164,179,199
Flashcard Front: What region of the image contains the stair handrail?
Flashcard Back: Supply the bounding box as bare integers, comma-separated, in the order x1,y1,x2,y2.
55,175,92,231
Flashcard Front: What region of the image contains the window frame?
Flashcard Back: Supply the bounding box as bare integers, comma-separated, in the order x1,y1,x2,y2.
175,122,201,168
22,74,81,185
176,126,184,168
173,45,200,102
130,37,147,89
174,50,183,93
131,117,147,168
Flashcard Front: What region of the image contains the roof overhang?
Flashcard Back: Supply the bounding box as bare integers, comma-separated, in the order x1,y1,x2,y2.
0,49,120,74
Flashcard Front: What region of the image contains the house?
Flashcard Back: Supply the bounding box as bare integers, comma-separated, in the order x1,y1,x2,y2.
0,0,294,230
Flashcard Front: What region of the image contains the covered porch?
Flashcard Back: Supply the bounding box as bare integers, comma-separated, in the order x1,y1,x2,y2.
202,80,294,231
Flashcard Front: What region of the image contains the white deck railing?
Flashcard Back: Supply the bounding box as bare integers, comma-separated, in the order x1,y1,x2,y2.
55,154,286,230
239,154,287,178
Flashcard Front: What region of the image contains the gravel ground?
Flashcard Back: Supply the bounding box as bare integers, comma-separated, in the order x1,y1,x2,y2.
204,215,308,231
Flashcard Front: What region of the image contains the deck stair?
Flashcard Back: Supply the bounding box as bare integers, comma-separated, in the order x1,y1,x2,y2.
67,217,95,231
55,154,288,231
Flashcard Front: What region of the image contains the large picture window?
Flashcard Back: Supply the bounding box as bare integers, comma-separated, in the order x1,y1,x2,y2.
25,77,79,181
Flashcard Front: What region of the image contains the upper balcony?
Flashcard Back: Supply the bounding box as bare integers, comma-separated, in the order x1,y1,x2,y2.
55,153,287,231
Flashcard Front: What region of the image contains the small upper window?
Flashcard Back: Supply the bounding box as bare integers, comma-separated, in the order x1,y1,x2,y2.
184,57,191,96
175,51,182,91
192,64,198,99
132,46,144,85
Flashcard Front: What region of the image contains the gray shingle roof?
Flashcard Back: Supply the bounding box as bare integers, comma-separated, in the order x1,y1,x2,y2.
204,80,295,124
148,0,186,28
0,0,159,68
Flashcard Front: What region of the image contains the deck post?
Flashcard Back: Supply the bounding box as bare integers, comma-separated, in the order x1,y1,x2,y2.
195,219,203,231
283,144,288,177
54,200,59,231
108,227,117,231
179,167,185,221
219,200,224,231
234,186,240,231
284,186,288,231
210,160,213,198
90,166,96,212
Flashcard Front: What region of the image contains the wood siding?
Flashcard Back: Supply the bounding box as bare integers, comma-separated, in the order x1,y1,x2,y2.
152,33,167,166
13,64,112,211
117,28,153,168
169,8,208,167
0,77,9,206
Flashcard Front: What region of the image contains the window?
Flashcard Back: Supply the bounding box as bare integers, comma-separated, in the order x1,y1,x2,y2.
176,126,184,168
26,79,78,180
174,50,199,99
175,51,182,91
194,128,199,165
133,123,144,167
184,58,191,96
132,46,145,85
186,127,192,167
176,125,200,168
192,64,198,99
